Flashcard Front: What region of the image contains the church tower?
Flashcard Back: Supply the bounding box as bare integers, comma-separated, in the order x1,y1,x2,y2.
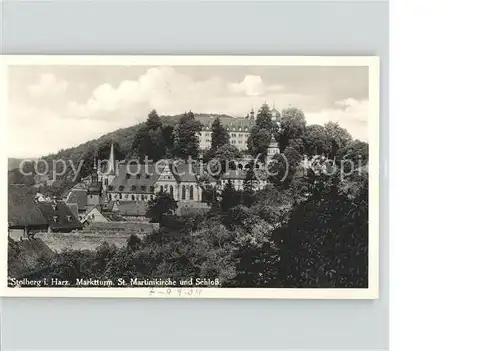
87,158,103,211
267,135,280,158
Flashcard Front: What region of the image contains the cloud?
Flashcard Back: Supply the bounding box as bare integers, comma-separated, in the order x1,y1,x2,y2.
28,73,68,99
305,99,369,141
8,66,369,157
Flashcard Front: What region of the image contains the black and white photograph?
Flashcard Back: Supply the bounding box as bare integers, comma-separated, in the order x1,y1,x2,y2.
1,56,379,299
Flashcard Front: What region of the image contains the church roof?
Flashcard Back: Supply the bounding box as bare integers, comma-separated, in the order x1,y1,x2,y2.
109,164,161,193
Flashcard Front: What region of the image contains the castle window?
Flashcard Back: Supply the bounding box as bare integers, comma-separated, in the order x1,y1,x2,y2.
182,185,186,200
131,185,137,191
141,186,146,191
189,185,194,200
149,186,154,192
145,174,151,179
119,193,122,199
119,185,124,191
169,185,174,197
126,173,131,179
131,195,135,201
136,174,141,179
108,194,111,200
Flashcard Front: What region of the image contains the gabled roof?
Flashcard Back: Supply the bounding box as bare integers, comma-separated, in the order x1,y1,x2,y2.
171,162,198,183
38,201,83,231
8,185,48,228
65,189,88,212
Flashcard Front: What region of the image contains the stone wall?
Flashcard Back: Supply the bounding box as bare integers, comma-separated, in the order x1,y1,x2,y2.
35,221,159,252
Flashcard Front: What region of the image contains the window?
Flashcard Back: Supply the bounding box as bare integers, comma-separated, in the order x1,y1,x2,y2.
119,185,124,191
131,185,137,191
145,174,151,179
141,195,145,201
108,194,111,200
104,178,108,185
136,174,141,179
108,185,114,191
169,185,174,197
126,173,131,179
119,193,122,199
131,195,135,201
149,186,154,192
160,185,164,193
66,215,72,221
141,185,146,191
189,185,194,200
231,133,236,137
182,185,186,200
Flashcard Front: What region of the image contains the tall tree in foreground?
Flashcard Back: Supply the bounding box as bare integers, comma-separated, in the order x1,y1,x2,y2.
173,111,203,160
279,107,307,151
210,117,230,150
131,110,167,162
146,191,178,225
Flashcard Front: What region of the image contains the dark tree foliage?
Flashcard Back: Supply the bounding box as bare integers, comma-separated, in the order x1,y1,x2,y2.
146,191,178,224
278,107,307,151
173,111,203,160
247,127,271,158
220,180,240,213
210,117,230,150
268,145,303,189
162,125,175,151
127,234,143,252
302,125,331,156
131,110,167,162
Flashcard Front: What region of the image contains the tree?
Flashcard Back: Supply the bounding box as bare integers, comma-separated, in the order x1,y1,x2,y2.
210,117,230,150
302,125,331,156
173,111,203,159
146,191,178,224
220,180,240,212
162,125,175,151
145,110,162,130
268,145,302,189
247,127,271,158
279,107,307,151
131,110,167,162
255,103,275,131
324,122,353,151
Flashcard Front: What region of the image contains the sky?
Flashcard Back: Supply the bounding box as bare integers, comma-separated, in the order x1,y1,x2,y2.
7,65,369,158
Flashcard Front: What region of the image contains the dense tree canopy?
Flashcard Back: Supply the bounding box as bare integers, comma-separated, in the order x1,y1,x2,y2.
173,111,203,160
210,117,230,150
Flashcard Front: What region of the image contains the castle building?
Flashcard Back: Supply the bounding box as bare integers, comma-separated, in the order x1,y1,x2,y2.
197,106,282,151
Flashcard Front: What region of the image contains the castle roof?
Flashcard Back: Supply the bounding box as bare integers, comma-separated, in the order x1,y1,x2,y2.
65,188,88,212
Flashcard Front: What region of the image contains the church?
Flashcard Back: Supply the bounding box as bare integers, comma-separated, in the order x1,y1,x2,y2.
64,137,278,222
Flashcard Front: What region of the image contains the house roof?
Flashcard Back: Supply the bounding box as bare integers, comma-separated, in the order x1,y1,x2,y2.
38,201,83,231
118,201,148,217
109,164,160,193
8,185,48,228
66,189,88,212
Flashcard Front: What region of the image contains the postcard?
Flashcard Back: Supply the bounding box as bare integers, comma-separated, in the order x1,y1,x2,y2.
1,55,379,299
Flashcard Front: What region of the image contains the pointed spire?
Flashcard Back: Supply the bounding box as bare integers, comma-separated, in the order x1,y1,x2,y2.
109,142,115,174
93,158,97,170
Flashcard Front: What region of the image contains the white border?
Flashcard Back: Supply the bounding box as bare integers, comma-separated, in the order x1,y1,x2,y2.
0,55,380,299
